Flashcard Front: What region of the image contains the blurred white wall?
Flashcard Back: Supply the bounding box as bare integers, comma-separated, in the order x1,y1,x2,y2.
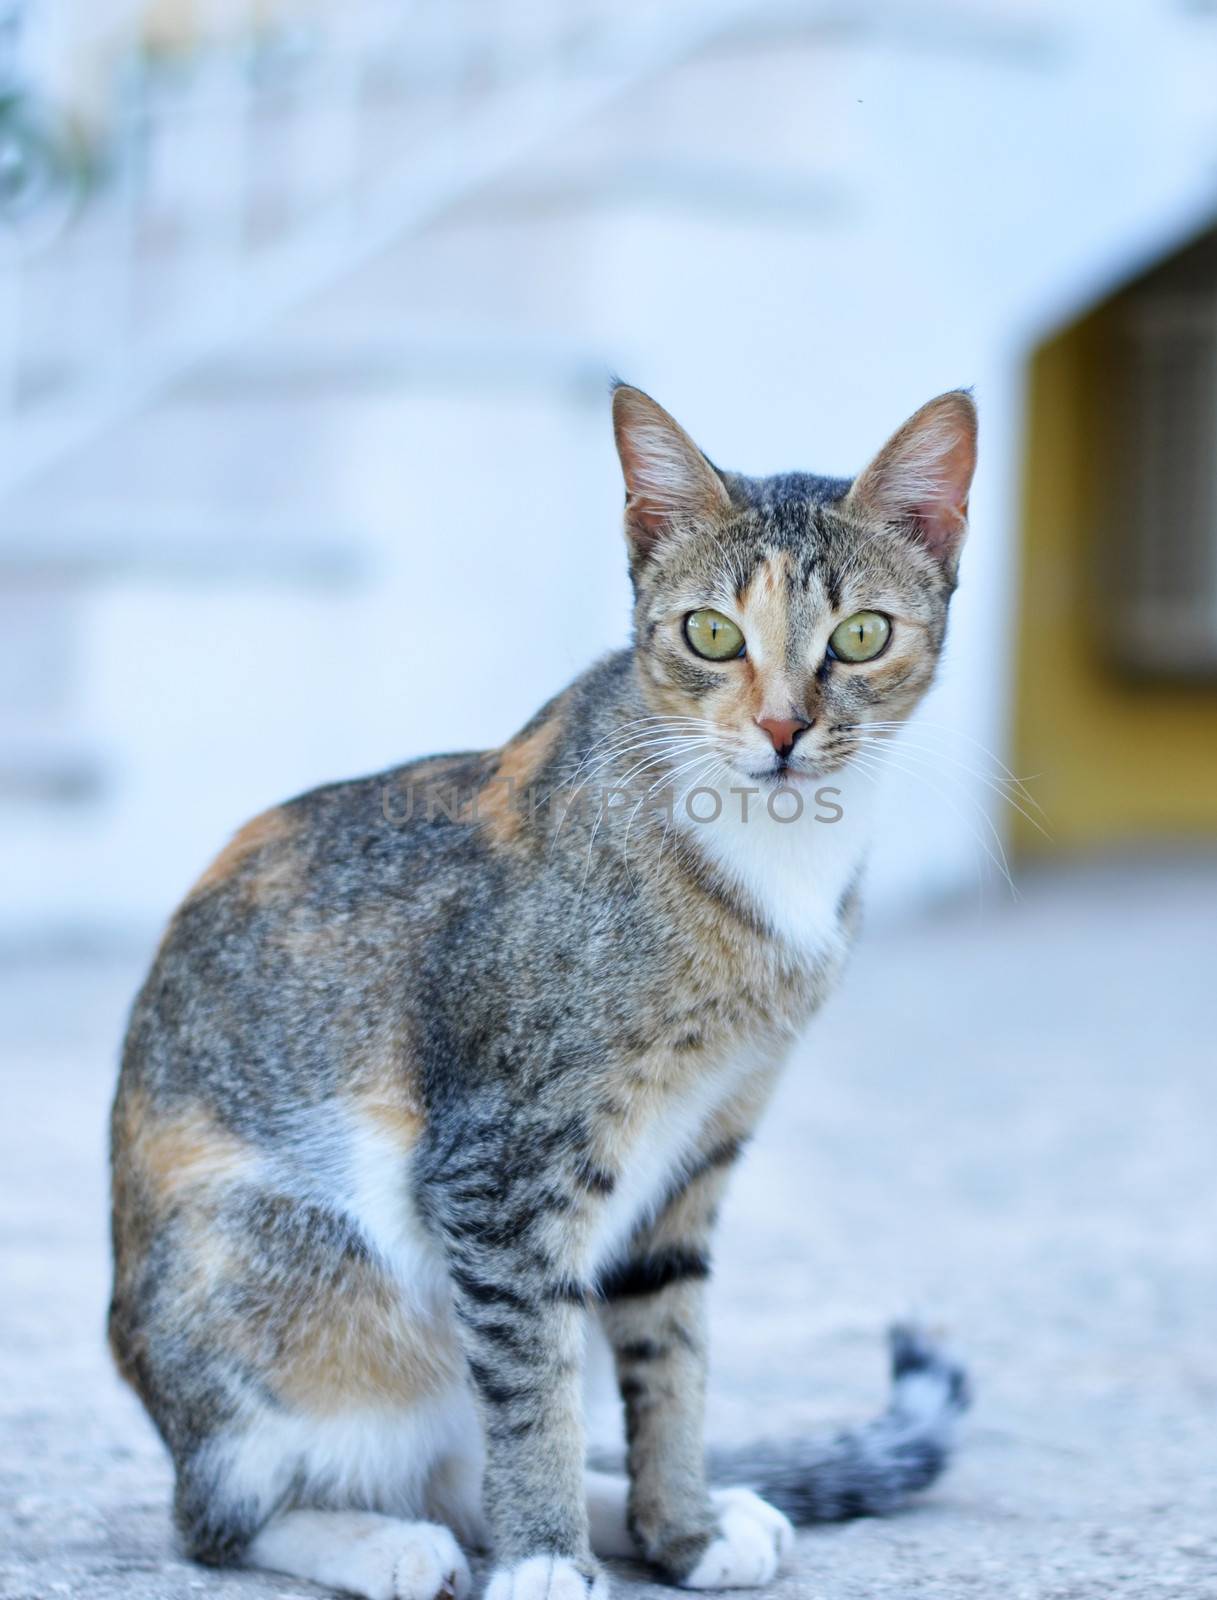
3,0,1217,947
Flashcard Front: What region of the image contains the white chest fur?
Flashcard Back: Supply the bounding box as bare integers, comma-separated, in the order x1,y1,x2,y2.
677,764,874,958
583,767,874,1275
583,1043,764,1276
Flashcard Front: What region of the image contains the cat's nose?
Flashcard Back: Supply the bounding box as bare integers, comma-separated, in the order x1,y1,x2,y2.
755,715,810,755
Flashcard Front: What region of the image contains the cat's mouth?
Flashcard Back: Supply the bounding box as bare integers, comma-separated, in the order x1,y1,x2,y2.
732,756,829,787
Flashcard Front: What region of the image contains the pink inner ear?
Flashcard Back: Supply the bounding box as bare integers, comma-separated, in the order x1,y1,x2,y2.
622,495,671,561
911,437,974,560
612,389,730,561
913,498,967,561
615,431,677,545
848,391,977,566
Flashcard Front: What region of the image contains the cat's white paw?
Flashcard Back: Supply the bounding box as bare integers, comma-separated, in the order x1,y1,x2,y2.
679,1489,794,1590
484,1554,609,1600
247,1511,471,1600
390,1521,472,1600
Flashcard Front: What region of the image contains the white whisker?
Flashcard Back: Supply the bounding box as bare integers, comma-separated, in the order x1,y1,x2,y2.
845,742,1018,901
848,730,1051,843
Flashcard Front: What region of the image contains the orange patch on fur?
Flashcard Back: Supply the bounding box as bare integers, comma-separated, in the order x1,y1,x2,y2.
118,1088,256,1203
346,1030,427,1145
476,710,563,847
273,1268,461,1414
356,1089,425,1152
188,806,299,899
754,553,785,596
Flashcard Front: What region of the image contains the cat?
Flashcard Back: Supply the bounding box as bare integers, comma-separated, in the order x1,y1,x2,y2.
109,381,976,1600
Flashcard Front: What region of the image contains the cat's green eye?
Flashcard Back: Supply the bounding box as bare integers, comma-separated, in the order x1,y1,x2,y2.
828,611,891,663
685,609,745,661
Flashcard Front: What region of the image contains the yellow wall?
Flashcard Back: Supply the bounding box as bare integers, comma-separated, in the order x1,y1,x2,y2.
1012,310,1217,855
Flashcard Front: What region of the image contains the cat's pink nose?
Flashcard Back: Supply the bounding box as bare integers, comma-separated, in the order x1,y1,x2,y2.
755,715,809,755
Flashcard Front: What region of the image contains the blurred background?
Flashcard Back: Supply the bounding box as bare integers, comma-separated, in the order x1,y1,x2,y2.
3,0,1217,944
2,5,1217,1597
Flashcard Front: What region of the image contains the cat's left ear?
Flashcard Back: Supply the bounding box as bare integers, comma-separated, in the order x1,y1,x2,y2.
845,390,977,571
612,383,731,569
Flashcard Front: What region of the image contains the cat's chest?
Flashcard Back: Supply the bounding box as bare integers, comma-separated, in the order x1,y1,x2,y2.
583,1043,767,1276
573,773,875,1274
679,766,874,958
340,1050,763,1294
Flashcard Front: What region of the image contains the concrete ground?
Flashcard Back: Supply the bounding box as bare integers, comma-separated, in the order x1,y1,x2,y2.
2,858,1215,1600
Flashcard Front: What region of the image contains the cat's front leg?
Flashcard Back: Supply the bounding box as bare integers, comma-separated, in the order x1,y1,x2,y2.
422,1127,607,1600
597,1145,793,1589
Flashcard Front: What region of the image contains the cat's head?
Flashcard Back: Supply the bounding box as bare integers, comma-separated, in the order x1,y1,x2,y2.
612,383,977,785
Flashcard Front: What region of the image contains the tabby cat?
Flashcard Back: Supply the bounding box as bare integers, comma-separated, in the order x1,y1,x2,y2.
109,382,976,1600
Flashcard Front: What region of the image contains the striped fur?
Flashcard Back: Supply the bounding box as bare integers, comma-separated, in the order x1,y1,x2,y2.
109,384,976,1600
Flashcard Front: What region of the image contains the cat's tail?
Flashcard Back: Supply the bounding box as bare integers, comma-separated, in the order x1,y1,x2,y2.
707,1324,971,1524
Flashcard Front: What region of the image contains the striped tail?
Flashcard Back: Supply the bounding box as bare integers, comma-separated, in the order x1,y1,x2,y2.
708,1324,971,1523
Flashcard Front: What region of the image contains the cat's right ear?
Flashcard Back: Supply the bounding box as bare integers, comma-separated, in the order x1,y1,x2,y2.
612,384,731,568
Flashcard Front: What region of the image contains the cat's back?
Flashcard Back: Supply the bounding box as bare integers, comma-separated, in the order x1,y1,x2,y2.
187,745,492,920
117,747,492,1120
114,655,637,1128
